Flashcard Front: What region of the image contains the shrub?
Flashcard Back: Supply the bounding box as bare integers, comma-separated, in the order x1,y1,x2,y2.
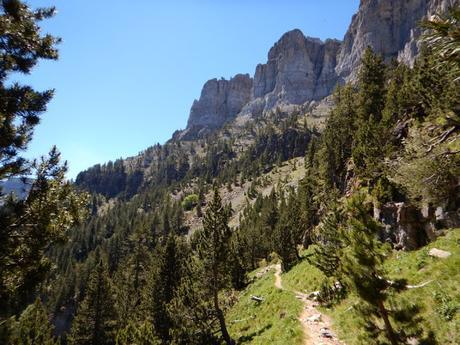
182,194,199,211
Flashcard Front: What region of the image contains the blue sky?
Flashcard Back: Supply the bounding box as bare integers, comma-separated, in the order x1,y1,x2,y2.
22,0,359,179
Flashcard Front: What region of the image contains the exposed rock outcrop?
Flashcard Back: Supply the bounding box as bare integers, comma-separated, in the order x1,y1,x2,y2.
336,0,459,79
181,0,458,138
375,202,460,250
242,30,341,117
183,74,253,138
375,202,427,250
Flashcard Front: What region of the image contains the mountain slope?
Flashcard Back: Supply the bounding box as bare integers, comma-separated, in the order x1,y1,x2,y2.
51,2,460,344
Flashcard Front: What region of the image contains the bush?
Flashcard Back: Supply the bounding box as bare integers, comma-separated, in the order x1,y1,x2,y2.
433,289,458,321
182,194,199,211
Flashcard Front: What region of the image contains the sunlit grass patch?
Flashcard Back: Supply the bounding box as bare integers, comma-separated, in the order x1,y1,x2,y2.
227,268,304,345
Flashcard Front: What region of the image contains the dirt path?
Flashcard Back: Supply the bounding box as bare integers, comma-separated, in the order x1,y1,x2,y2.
274,264,344,345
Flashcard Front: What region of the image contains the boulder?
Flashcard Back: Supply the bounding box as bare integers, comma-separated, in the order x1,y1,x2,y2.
428,248,452,258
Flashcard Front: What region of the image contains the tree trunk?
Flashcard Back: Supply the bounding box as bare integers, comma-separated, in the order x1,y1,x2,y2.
213,289,234,345
377,299,398,345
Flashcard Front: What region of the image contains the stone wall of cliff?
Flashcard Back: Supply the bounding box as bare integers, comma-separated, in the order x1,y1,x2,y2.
183,74,253,138
182,0,458,138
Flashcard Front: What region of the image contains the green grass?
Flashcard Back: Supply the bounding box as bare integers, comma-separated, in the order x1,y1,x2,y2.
328,228,460,345
282,247,326,293
227,267,304,345
227,229,460,344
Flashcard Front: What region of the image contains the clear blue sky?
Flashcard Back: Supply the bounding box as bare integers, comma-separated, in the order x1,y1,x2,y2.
22,0,359,179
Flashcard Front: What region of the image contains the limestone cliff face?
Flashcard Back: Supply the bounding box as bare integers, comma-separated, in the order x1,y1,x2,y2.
336,0,459,79
398,0,459,65
182,0,457,137
184,74,253,136
242,30,341,116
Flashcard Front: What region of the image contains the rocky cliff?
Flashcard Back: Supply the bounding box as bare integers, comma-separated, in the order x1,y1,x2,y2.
336,0,459,79
183,74,253,139
182,0,457,138
242,30,341,117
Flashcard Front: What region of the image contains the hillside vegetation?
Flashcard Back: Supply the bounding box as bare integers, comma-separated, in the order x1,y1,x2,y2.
0,2,459,345
227,229,460,345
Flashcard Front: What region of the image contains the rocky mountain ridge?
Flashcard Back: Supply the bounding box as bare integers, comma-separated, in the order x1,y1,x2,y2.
184,0,458,138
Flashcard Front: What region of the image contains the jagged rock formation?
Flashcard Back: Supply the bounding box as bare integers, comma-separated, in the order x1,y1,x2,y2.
242,30,341,117
336,0,460,79
182,74,253,139
180,0,458,138
183,0,456,138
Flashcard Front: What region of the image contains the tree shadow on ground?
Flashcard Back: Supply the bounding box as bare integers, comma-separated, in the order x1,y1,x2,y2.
236,323,272,344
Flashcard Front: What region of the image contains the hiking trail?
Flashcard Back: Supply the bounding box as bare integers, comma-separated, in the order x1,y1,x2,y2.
273,264,345,345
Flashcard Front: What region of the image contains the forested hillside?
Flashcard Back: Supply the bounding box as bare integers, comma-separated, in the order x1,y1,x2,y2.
0,1,459,345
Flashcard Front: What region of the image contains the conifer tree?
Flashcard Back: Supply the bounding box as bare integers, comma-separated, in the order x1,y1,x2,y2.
356,47,387,123
309,205,348,306
145,234,185,344
114,227,152,328
9,298,57,345
228,231,248,290
0,0,87,323
340,192,408,345
319,85,357,192
115,321,159,345
168,258,220,345
195,189,234,345
69,261,117,345
311,205,344,278
1,148,88,317
273,191,300,272
352,47,387,179
0,0,60,179
422,6,460,81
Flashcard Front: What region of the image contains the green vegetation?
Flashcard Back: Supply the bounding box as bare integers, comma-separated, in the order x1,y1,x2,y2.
227,269,304,345
0,1,87,343
277,230,460,345
1,1,459,344
182,193,199,210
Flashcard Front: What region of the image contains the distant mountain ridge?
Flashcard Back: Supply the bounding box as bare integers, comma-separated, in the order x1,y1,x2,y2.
0,177,32,201
181,0,458,139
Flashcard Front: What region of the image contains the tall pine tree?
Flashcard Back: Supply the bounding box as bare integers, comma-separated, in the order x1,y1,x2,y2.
69,261,117,345
195,189,234,345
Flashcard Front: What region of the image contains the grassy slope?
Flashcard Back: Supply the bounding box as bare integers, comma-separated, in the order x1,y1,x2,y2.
330,228,460,345
227,229,460,344
227,268,304,345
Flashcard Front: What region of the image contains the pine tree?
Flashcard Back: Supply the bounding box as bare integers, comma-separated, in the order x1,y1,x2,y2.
69,261,117,345
115,321,159,345
1,148,88,317
228,231,248,290
145,234,185,344
311,205,344,278
9,298,57,345
273,191,300,272
168,259,220,345
356,47,387,123
319,85,357,192
0,0,87,322
114,227,152,329
340,192,408,345
195,189,234,345
0,0,60,179
352,47,387,179
309,206,348,306
422,6,460,81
